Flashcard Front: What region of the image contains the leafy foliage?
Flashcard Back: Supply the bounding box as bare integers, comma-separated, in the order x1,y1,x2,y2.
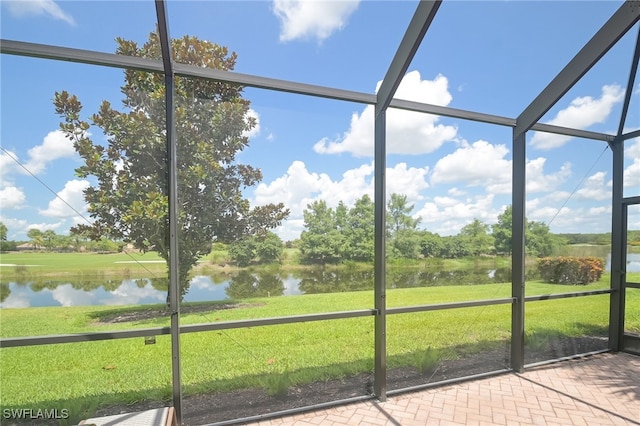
54,32,288,298
537,256,604,284
298,197,568,263
228,232,284,266
492,205,562,257
459,219,494,256
299,200,344,264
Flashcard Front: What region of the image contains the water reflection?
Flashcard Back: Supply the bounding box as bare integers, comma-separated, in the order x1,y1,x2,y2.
1,267,517,308
2,254,638,308
0,279,166,308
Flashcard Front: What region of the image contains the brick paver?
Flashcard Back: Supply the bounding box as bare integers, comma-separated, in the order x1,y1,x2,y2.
245,353,640,425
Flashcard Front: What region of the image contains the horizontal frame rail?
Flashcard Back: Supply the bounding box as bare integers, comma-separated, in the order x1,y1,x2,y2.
523,348,610,369
386,368,513,397
0,326,171,348
627,282,640,289
622,196,640,205
0,309,375,348
208,395,373,426
180,309,375,334
524,288,613,302
2,289,614,348
0,39,615,142
623,128,640,140
387,297,515,315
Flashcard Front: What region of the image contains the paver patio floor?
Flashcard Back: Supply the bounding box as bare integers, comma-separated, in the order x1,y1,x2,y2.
245,352,640,425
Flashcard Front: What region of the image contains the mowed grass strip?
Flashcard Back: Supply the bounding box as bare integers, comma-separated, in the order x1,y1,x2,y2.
0,251,167,276
2,275,635,422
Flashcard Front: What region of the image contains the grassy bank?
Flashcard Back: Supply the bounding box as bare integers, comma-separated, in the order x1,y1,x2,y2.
2,273,638,423
0,251,168,278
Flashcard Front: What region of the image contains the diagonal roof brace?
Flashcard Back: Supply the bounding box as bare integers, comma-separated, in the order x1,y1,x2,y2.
515,1,640,138
617,25,640,137
376,0,441,117
155,0,174,76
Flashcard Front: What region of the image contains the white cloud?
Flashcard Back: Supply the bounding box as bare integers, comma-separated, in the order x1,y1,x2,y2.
624,138,640,192
448,187,466,197
0,217,28,240
0,186,26,209
430,141,571,195
313,71,457,157
39,179,90,219
24,130,77,175
430,141,511,192
4,0,75,25
573,171,611,201
526,158,571,193
531,84,624,150
0,149,20,186
27,222,64,233
273,0,359,43
528,201,612,234
414,194,498,236
253,160,429,240
387,163,429,201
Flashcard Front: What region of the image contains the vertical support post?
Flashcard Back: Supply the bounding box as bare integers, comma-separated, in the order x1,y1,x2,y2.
511,129,526,372
155,0,182,421
373,106,387,401
609,137,625,351
167,72,182,424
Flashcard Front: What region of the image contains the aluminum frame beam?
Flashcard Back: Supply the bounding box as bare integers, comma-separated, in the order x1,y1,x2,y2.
618,25,640,137
609,137,625,351
376,0,441,114
373,110,387,401
1,39,617,143
373,0,440,401
0,39,164,72
154,1,182,421
623,129,640,140
515,1,640,138
511,130,526,372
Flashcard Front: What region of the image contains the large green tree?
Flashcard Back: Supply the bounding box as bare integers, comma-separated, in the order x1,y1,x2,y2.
387,193,420,234
299,200,343,264
492,206,513,255
343,195,375,262
27,228,43,250
228,231,283,266
492,206,562,257
0,222,7,242
459,218,494,256
387,193,421,259
54,33,288,298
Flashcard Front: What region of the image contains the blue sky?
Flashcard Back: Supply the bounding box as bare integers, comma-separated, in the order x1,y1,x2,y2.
1,0,639,243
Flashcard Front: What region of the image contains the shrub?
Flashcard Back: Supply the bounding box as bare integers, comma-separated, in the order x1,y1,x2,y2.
414,347,439,375
537,256,604,285
263,373,290,399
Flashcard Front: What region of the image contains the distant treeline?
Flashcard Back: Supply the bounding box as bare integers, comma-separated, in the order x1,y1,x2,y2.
557,230,640,246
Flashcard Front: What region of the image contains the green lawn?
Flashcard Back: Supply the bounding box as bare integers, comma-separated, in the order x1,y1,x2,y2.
1,274,638,424
0,251,167,277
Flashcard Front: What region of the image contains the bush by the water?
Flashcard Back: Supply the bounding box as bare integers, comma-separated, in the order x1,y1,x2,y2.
537,256,604,285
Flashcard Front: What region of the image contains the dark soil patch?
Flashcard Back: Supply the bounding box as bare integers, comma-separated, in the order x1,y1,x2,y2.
93,303,264,324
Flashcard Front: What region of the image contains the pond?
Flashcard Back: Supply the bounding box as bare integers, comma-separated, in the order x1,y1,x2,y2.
2,254,637,309
605,252,640,274
1,267,520,308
